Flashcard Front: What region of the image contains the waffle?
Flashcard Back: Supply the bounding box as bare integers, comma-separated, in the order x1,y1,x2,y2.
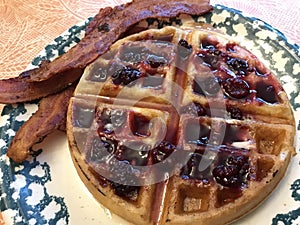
66,25,296,225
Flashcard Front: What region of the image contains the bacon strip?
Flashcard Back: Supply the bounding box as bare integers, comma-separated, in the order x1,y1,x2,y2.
7,84,76,162
29,0,212,82
0,64,83,104
0,0,212,103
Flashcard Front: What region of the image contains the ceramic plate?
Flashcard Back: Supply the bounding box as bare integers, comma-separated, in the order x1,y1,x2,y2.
0,5,299,225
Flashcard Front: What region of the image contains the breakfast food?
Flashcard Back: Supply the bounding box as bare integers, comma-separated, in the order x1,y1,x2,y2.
0,0,212,104
67,24,295,225
7,84,76,163
0,63,83,104
3,0,212,163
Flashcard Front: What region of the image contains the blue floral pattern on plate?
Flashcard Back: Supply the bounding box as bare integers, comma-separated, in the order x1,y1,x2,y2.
0,5,299,225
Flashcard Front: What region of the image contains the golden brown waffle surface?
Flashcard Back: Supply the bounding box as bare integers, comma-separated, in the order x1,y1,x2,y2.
66,26,295,225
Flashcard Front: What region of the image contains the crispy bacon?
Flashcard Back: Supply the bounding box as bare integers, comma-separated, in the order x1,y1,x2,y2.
0,63,83,104
0,0,212,103
7,84,76,162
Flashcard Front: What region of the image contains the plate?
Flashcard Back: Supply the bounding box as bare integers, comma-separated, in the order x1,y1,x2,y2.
1,4,299,225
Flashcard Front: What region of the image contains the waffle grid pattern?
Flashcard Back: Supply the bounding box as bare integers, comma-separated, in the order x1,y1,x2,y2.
67,26,295,225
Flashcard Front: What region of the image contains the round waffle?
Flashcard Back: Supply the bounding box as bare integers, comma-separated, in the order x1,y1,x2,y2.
66,25,295,225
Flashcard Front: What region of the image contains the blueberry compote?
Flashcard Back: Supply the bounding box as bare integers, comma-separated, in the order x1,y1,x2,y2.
226,106,243,120
181,151,214,183
111,142,151,200
192,40,280,107
197,39,222,69
119,43,170,69
226,57,252,76
112,42,172,88
212,150,250,188
112,66,143,86
150,141,180,176
222,78,250,99
109,159,141,200
180,146,250,189
197,51,221,69
151,141,177,164
89,136,145,200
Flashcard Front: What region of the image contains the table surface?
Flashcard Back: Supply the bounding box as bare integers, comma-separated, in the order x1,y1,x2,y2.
0,0,299,224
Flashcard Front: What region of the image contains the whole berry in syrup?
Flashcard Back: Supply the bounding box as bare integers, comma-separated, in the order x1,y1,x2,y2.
152,141,177,164
223,78,250,99
256,81,278,104
181,152,212,182
227,106,243,120
197,52,220,69
213,164,240,187
111,182,140,200
112,66,142,86
212,153,249,188
202,76,221,96
197,39,223,69
226,57,251,76
181,102,207,117
227,154,249,175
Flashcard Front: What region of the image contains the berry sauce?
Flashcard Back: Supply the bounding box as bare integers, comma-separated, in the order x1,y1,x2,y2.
192,39,281,105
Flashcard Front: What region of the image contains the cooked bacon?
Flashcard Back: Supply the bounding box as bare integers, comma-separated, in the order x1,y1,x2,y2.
29,0,212,82
0,63,83,104
0,0,212,103
7,84,76,163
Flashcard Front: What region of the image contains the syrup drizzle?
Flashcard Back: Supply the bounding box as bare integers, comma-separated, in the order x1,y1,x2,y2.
151,178,169,224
